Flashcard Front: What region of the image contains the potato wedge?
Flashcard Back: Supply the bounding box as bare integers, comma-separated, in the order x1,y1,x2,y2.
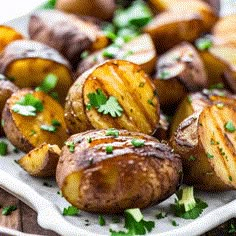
65,60,160,135
56,0,116,20
18,143,61,177
171,104,236,191
29,10,108,68
0,78,19,136
0,25,24,53
77,34,157,76
0,39,73,104
2,89,68,153
143,11,204,53
153,42,208,107
56,129,182,213
171,89,236,135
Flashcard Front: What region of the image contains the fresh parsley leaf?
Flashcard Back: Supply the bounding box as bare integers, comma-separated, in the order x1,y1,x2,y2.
103,44,120,58
105,128,119,137
63,206,80,216
51,119,61,127
224,121,236,133
41,0,56,9
87,89,107,108
171,186,208,220
207,152,214,159
209,83,224,90
156,212,167,219
106,145,114,154
131,139,145,147
110,208,155,236
40,124,57,133
229,223,236,234
2,205,17,215
195,37,213,51
98,215,106,226
12,93,43,116
189,155,196,161
0,141,8,156
159,70,170,80
65,141,75,153
80,50,89,59
171,220,179,226
98,96,123,117
35,74,58,93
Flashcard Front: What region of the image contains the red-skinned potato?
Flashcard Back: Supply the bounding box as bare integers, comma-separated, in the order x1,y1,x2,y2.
56,0,116,20
56,129,182,213
29,10,108,68
65,60,160,135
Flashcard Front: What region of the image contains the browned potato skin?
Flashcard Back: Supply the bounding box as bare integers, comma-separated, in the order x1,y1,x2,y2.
65,60,160,135
153,112,169,140
171,104,236,191
56,129,182,213
56,0,116,20
0,79,19,136
0,39,73,104
19,143,61,177
29,10,108,68
2,89,68,153
153,42,208,107
143,12,204,53
171,89,236,135
0,25,24,53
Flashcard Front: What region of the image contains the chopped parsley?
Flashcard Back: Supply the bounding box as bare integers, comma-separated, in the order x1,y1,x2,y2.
195,37,213,51
2,205,17,216
171,186,208,219
106,145,114,154
43,182,52,187
41,0,56,9
189,155,196,161
110,208,155,235
80,50,89,59
87,89,123,118
171,220,179,226
0,141,8,156
40,124,57,133
224,121,236,133
65,141,75,153
63,206,80,216
229,176,233,182
51,119,61,127
209,83,224,90
98,215,106,226
229,223,236,234
105,128,119,137
112,216,121,223
103,44,120,58
207,152,214,159
1,119,4,127
35,74,58,93
139,82,145,87
12,93,43,116
131,139,145,147
187,96,192,104
87,137,92,143
159,70,170,80
156,212,167,219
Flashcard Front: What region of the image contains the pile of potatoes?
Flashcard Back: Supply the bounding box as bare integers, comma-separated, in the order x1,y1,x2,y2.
0,0,235,213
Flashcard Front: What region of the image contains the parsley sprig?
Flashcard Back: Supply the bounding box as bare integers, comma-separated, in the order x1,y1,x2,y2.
63,206,80,216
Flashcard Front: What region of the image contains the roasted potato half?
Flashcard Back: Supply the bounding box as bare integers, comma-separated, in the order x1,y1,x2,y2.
56,0,116,20
2,89,68,153
56,129,182,213
153,112,170,141
0,78,19,136
0,39,73,104
171,104,236,191
153,42,208,107
0,25,24,53
18,143,61,177
143,12,204,53
171,89,236,134
65,60,160,135
29,10,108,68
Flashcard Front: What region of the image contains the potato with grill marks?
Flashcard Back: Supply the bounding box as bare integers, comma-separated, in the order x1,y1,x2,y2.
65,60,160,135
171,103,236,191
56,129,182,213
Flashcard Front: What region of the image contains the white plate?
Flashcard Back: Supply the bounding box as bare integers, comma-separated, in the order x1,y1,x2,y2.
1,8,236,236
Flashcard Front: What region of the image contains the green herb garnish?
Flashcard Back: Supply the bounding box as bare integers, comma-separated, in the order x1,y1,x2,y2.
105,128,119,137
224,121,236,133
106,145,114,154
35,74,58,93
63,206,80,216
40,124,57,133
0,141,8,156
65,141,75,153
131,139,145,147
156,212,167,219
2,205,17,215
196,37,213,51
207,153,214,159
98,215,106,226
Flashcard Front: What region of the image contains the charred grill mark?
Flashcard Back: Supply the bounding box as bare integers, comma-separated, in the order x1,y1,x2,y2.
224,133,236,156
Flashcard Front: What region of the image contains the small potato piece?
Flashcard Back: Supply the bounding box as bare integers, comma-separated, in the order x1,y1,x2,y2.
0,40,73,104
0,78,19,136
153,42,208,107
2,89,68,153
56,129,182,213
143,12,204,53
0,25,24,53
153,112,169,141
65,60,160,135
18,143,61,177
171,89,236,135
29,10,108,68
171,104,236,191
56,0,116,20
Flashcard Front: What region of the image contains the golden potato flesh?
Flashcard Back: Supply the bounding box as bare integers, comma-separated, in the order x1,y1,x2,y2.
65,60,160,135
19,143,61,177
2,89,68,153
0,40,73,104
153,42,208,107
56,129,182,213
29,10,108,68
0,25,24,53
171,103,236,191
143,12,204,53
